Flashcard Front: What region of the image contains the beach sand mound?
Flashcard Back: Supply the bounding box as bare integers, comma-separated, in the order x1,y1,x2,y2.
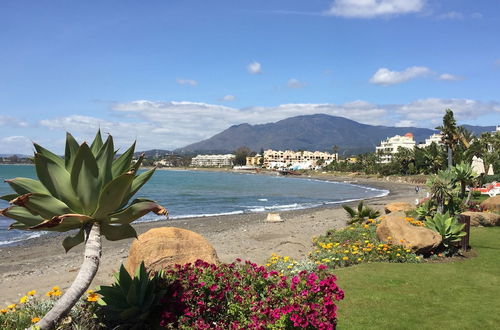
125,227,220,275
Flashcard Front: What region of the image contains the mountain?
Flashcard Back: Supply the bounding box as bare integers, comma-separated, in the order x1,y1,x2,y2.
176,114,496,156
134,149,172,158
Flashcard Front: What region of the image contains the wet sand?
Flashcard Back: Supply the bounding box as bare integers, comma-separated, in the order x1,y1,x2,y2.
0,174,423,304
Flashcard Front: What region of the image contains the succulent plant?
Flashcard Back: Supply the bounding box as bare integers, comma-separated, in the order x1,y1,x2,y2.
0,130,167,251
425,212,466,248
97,262,164,329
0,131,167,329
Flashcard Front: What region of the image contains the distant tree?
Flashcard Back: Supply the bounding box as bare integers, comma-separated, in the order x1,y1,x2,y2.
436,109,459,169
234,146,252,166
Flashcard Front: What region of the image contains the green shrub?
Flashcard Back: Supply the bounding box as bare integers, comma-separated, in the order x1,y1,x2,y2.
342,201,381,224
425,212,466,250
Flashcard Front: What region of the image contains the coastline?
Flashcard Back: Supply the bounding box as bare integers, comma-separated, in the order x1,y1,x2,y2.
0,174,423,304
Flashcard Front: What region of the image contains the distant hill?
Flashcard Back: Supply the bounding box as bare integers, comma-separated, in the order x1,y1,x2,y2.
134,149,172,158
175,114,496,156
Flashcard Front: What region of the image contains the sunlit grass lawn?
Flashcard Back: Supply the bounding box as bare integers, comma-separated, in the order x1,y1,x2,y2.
334,227,500,330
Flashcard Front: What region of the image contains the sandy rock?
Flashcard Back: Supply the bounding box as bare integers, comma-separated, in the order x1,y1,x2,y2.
384,202,414,214
480,196,500,212
266,213,283,222
125,227,219,275
462,211,500,227
376,212,442,254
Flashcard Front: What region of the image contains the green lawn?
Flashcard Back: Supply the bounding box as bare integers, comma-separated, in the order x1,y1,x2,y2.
334,227,500,330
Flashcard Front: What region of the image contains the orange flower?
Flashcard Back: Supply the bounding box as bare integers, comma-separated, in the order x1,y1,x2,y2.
31,317,41,323
87,293,99,302
27,290,37,296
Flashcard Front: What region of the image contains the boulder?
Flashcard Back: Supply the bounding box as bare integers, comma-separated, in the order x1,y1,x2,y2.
480,195,500,212
384,202,414,214
462,211,500,227
266,213,283,222
376,212,442,254
125,227,219,275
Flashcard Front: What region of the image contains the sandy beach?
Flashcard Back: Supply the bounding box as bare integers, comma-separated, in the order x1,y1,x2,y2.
0,174,424,304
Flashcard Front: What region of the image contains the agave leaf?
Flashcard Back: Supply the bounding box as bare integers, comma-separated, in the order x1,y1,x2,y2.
112,141,136,178
8,221,31,230
64,132,80,171
109,201,167,224
137,263,149,304
126,281,139,306
90,129,104,156
29,214,90,231
5,178,50,195
34,153,82,213
1,205,45,227
130,153,144,173
121,306,142,320
95,135,114,189
93,171,136,219
121,168,156,208
0,194,19,202
117,265,133,293
62,227,85,252
34,143,65,168
96,287,130,309
71,143,99,214
11,193,73,219
101,223,137,241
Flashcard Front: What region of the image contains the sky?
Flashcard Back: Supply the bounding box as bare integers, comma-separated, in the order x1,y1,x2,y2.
1,0,500,154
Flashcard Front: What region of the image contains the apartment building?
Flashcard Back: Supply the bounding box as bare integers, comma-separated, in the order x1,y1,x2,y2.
375,133,416,163
263,149,337,169
191,154,235,167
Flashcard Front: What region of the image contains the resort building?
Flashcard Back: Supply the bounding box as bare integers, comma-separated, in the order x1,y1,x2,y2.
263,149,337,169
375,133,416,163
191,154,235,167
245,154,263,166
417,133,443,148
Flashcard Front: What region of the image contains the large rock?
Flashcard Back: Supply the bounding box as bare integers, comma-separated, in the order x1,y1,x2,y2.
125,227,219,275
376,212,442,254
384,202,414,214
480,195,500,212
462,211,500,227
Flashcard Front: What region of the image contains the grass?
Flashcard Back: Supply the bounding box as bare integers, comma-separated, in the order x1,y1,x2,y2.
334,227,500,330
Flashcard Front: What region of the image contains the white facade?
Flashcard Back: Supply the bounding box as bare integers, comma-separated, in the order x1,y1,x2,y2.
263,150,337,169
376,133,416,163
417,133,443,148
191,154,235,167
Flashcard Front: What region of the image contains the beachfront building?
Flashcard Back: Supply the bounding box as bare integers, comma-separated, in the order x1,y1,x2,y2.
375,133,416,163
263,149,338,169
191,154,235,167
417,133,443,148
246,154,263,166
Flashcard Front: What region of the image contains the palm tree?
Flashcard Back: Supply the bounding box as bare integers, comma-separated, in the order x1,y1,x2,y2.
436,109,459,169
0,131,166,329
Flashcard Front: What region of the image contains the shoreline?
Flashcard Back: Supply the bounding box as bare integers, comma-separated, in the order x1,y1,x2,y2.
0,173,423,304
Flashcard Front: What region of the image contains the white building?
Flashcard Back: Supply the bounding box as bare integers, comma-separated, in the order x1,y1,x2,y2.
263,149,337,169
190,154,235,167
417,133,443,148
376,133,416,163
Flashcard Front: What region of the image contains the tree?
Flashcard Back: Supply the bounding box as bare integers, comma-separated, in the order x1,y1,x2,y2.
451,162,478,199
233,146,252,166
0,131,166,329
427,169,456,214
436,109,459,169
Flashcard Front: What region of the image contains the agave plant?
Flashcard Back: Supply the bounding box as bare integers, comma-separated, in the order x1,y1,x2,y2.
425,212,466,249
97,262,165,329
342,201,381,224
0,131,167,329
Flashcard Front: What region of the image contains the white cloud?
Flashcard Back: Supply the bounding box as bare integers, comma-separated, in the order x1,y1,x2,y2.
438,73,461,81
369,66,431,85
325,0,425,18
437,11,464,20
395,120,417,127
247,61,262,74
287,78,306,88
220,95,236,102
0,136,33,154
0,115,29,127
176,78,198,86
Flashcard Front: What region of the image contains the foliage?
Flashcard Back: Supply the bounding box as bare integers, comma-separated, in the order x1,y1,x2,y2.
435,109,459,168
0,130,167,251
425,212,466,250
265,254,319,276
426,169,462,214
0,289,102,329
451,162,478,198
233,146,254,166
342,201,381,224
158,259,344,329
97,262,164,329
309,219,420,269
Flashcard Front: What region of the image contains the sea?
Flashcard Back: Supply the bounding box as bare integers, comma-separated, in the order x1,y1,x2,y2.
0,165,388,247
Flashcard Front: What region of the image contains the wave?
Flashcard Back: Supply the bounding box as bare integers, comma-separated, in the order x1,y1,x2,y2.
0,231,44,247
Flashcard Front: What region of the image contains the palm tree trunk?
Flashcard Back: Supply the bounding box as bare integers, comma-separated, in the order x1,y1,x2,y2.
447,146,453,169
461,181,466,199
36,223,101,329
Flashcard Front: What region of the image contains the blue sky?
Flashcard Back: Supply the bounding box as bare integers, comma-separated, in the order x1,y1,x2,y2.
1,0,499,154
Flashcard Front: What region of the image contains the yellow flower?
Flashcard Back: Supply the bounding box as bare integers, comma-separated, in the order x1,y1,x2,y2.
20,296,29,304
87,293,99,302
46,291,53,297
52,286,60,291
357,258,362,261
7,303,16,310
0,309,8,314
342,256,349,261
283,256,290,262
287,265,293,269
396,253,401,257
406,249,411,253
27,290,36,296
415,256,420,260
31,317,41,323
52,290,62,297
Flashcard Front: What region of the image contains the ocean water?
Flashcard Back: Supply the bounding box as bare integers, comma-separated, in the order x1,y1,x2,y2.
0,165,388,246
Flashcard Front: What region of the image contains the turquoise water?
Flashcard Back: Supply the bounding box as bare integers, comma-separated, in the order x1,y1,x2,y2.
0,165,388,246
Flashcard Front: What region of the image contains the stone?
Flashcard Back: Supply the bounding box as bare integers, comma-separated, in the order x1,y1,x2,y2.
125,227,219,275
266,213,283,222
384,202,414,214
376,212,442,254
480,195,500,212
462,211,500,227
